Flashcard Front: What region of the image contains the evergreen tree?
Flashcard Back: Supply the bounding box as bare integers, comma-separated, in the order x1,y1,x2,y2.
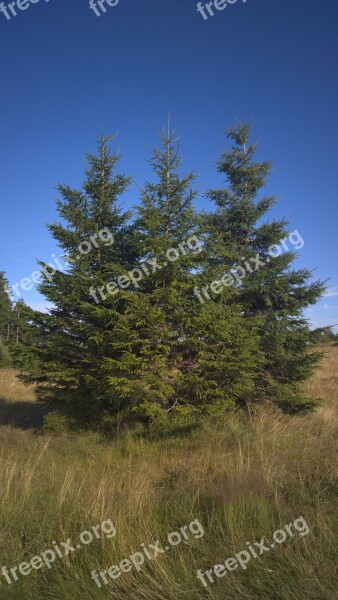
10,300,43,373
16,135,135,424
0,272,13,366
16,124,327,425
0,274,37,367
204,122,326,411
103,125,260,422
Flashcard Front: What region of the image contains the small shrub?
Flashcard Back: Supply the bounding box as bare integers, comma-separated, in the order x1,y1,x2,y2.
42,411,76,434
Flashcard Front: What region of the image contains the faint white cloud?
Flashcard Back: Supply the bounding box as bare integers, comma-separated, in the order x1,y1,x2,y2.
324,304,338,313
304,306,338,332
324,286,338,298
311,318,338,332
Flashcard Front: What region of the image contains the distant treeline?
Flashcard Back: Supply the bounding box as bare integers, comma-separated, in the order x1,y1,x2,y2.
0,274,33,367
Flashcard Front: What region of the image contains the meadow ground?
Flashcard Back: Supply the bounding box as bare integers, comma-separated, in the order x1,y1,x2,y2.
0,345,337,600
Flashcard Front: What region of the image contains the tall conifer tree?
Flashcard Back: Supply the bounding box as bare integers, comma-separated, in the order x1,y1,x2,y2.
104,125,260,421
0,272,13,366
204,122,326,411
17,135,134,423
16,124,327,424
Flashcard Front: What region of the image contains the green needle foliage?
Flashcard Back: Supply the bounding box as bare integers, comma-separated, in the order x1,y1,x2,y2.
14,123,328,426
15,135,135,424
0,272,13,366
203,122,327,412
104,126,260,424
0,273,34,367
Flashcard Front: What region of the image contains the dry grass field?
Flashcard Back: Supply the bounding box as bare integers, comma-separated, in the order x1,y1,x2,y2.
0,344,337,600
303,343,338,425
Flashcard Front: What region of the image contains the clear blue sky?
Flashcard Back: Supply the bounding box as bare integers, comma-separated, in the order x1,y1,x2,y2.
1,0,337,329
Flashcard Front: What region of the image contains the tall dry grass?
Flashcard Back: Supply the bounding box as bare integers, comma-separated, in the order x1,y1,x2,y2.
0,346,337,599
303,343,338,425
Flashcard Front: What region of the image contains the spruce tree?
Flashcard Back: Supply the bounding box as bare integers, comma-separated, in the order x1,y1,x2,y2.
0,272,13,366
16,124,325,425
17,135,134,424
204,122,326,411
104,125,260,422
